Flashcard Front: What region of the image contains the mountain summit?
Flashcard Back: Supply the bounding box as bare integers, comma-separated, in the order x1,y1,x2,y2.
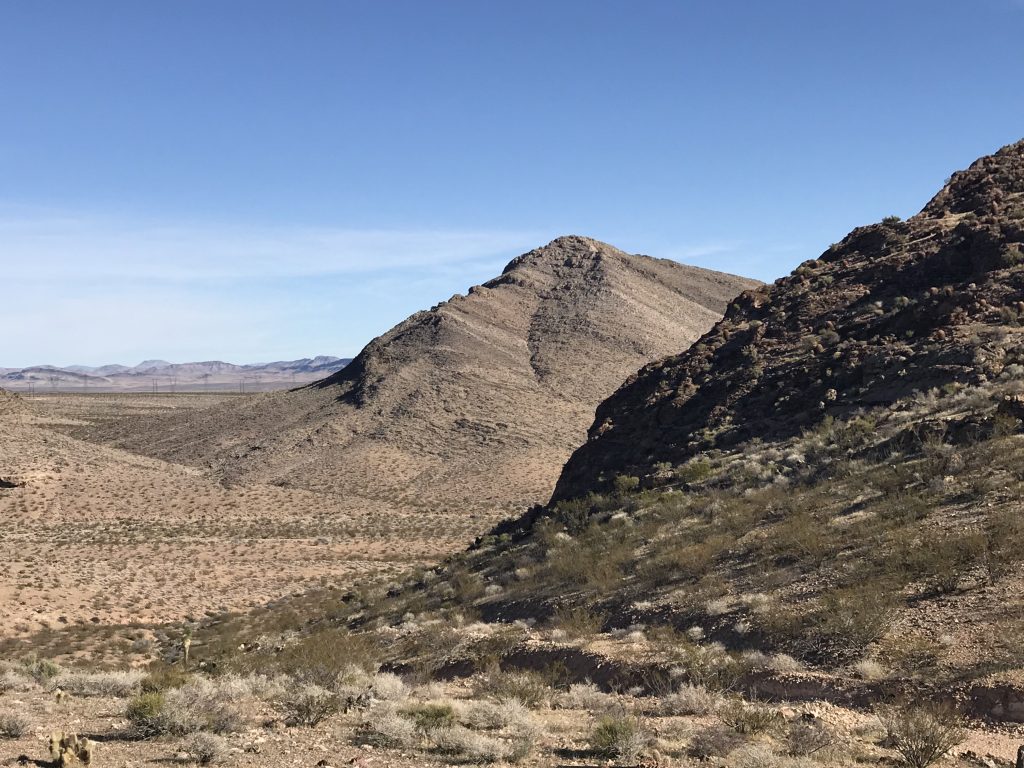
90,236,758,518
554,140,1024,499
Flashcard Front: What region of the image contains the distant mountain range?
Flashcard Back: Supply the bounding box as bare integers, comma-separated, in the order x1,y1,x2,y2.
0,356,351,393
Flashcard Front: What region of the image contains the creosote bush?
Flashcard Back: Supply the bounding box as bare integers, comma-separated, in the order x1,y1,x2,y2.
719,699,783,734
557,682,612,711
125,692,167,737
880,702,965,768
0,711,29,738
126,678,246,737
687,723,748,759
274,681,339,727
473,669,550,708
405,702,457,733
430,725,509,764
660,683,724,716
590,713,648,764
359,706,418,748
186,732,228,765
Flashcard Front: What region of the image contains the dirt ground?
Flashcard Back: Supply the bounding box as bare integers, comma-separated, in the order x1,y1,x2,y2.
1,668,1022,768
0,396,488,642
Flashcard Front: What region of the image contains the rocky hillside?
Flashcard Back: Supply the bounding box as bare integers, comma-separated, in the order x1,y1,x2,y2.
78,236,757,517
555,140,1024,499
238,141,1024,705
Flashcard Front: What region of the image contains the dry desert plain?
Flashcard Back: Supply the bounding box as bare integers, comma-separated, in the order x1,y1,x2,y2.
0,392,495,663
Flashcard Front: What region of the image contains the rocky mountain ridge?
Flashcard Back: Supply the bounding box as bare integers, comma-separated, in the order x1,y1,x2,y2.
72,235,759,517
554,139,1024,499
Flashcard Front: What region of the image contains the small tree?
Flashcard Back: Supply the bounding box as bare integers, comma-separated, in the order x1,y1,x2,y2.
881,701,965,768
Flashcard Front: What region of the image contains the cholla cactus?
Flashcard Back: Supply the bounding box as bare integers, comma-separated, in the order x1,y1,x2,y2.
182,629,193,670
48,731,95,766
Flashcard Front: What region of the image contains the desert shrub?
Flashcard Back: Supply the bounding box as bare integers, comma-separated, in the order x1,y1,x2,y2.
549,604,604,638
590,713,648,763
613,475,641,494
266,630,380,687
881,702,965,768
798,583,896,663
460,697,532,730
557,682,612,710
984,506,1024,582
719,699,783,734
906,530,986,594
506,717,543,763
449,567,486,603
185,732,228,765
465,626,529,671
759,511,831,567
274,681,339,727
878,636,944,677
786,718,834,756
766,653,804,673
675,458,713,484
640,535,730,586
358,706,418,748
369,672,408,701
660,683,724,716
127,678,246,737
430,724,508,763
0,711,29,738
687,724,747,759
140,662,191,692
125,691,167,737
545,530,634,590
0,668,36,693
852,658,888,680
668,641,750,690
55,670,145,697
172,678,247,734
727,743,789,768
405,702,457,733
22,656,62,685
473,669,550,708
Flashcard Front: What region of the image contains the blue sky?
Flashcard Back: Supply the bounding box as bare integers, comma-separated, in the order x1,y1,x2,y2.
2,1,1022,367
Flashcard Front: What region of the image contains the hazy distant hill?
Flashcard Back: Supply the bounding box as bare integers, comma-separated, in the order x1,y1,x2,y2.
0,357,351,393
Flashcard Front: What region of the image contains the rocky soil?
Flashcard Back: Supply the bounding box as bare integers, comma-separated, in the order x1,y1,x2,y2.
555,140,1024,498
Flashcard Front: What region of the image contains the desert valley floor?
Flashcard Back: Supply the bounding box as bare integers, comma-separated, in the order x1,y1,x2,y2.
0,393,489,655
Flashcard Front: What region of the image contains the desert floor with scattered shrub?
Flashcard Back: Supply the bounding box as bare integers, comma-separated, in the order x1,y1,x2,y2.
1,657,1021,767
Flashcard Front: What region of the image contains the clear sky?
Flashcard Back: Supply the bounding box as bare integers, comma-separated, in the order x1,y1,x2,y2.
2,1,1022,367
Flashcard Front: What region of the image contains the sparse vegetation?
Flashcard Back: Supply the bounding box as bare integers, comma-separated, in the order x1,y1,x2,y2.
881,702,966,768
185,732,228,765
274,681,339,727
589,712,648,763
0,711,29,738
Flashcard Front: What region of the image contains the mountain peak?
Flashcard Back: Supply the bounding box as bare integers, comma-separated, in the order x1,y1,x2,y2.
920,138,1024,218
500,235,623,275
